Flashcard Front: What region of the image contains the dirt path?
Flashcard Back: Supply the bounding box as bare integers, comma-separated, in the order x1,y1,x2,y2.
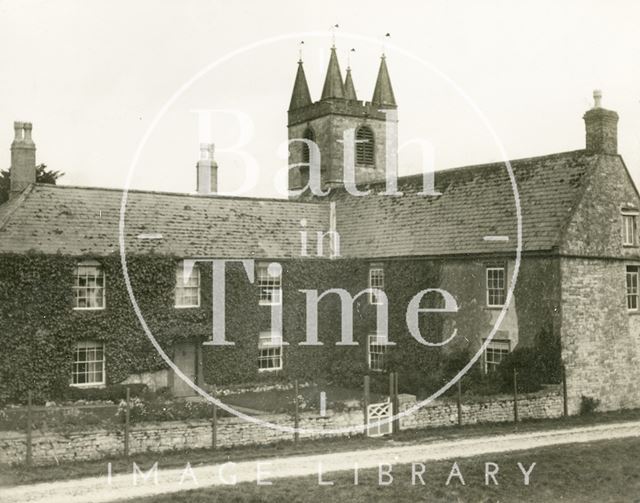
3,420,640,503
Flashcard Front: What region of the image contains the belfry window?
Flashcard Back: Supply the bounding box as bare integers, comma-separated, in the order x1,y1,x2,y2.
356,126,375,167
302,128,315,164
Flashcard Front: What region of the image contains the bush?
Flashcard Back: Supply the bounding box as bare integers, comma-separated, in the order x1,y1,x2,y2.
117,395,217,423
64,383,149,403
496,346,545,393
580,395,600,415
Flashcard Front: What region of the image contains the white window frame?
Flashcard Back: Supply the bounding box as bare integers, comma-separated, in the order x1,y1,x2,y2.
175,261,201,308
626,265,639,311
73,260,106,311
368,266,384,305
71,340,106,387
486,267,506,308
622,211,638,247
367,334,388,372
257,263,282,306
258,332,283,372
483,339,510,374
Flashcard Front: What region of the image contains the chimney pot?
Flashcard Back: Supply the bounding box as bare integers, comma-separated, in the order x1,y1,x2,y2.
9,121,36,198
196,143,218,194
12,121,24,143
593,89,602,108
583,91,618,155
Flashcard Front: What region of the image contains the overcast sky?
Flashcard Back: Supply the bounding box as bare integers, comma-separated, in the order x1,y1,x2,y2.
1,0,639,198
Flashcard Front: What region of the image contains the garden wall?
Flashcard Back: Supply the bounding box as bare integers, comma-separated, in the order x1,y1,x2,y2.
0,390,561,466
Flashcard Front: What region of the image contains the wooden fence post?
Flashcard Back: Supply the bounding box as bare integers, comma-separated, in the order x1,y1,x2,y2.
562,364,569,418
211,402,218,450
124,387,130,457
363,375,370,435
393,372,400,433
26,390,32,468
456,379,463,426
513,368,519,424
293,379,299,444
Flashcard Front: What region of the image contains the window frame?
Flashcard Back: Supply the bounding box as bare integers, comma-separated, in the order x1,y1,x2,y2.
174,261,201,309
71,340,106,387
621,210,638,247
257,262,282,306
258,332,283,372
73,260,106,311
485,266,506,308
626,265,639,312
483,339,510,374
355,125,375,167
367,333,388,372
368,266,384,305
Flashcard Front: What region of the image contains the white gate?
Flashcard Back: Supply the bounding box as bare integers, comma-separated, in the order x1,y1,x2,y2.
367,399,392,437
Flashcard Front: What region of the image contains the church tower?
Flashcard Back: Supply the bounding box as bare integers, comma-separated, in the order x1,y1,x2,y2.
287,47,398,194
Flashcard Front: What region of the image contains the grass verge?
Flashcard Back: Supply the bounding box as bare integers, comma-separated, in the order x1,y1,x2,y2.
127,436,640,503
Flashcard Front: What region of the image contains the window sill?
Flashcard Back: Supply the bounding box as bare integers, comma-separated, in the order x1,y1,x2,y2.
258,367,283,373
628,310,640,315
623,244,639,248
175,304,200,309
485,305,506,311
69,382,106,389
259,302,282,307
73,307,105,311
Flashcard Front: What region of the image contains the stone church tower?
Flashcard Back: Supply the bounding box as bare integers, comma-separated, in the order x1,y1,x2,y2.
287,46,398,193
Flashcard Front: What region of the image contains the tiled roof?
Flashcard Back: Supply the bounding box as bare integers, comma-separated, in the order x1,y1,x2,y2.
334,150,597,257
0,185,328,258
0,150,599,259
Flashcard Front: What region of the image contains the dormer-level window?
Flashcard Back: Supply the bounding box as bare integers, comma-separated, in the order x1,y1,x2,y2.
73,260,105,310
175,261,200,308
257,262,282,305
486,266,506,308
622,211,638,246
369,266,384,305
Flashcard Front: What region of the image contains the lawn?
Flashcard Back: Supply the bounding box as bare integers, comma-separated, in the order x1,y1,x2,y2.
1,408,640,488
128,436,640,502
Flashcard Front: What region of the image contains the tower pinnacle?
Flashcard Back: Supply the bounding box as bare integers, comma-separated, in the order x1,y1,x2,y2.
289,60,312,110
372,54,396,108
321,46,345,100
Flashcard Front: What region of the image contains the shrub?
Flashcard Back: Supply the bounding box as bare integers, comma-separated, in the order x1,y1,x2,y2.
497,346,545,393
117,395,217,423
64,383,148,403
580,395,600,415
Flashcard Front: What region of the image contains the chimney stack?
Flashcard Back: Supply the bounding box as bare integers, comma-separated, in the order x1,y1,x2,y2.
196,143,217,194
10,121,36,198
583,90,618,155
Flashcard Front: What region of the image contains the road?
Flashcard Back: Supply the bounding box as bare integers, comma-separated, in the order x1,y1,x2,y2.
2,420,639,503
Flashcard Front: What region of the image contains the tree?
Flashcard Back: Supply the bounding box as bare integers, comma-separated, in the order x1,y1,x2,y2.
0,164,64,204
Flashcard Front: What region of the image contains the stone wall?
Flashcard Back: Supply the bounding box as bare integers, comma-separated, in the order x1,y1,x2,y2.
0,391,560,466
560,258,640,413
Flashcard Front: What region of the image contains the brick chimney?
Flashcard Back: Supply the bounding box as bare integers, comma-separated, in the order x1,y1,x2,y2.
10,121,36,198
583,90,618,154
196,143,217,194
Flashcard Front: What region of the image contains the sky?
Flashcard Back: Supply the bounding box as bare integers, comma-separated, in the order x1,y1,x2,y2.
1,0,639,198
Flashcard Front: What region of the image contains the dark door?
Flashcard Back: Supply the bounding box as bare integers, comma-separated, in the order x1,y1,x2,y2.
172,342,197,397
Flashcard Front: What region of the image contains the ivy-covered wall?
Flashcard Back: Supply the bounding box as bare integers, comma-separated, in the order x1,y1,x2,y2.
0,252,561,403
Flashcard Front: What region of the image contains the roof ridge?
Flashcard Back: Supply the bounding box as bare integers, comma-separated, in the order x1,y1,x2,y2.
30,184,326,205
333,149,592,192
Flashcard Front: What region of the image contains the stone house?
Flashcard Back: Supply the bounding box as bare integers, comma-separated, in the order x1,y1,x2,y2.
1,47,639,414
